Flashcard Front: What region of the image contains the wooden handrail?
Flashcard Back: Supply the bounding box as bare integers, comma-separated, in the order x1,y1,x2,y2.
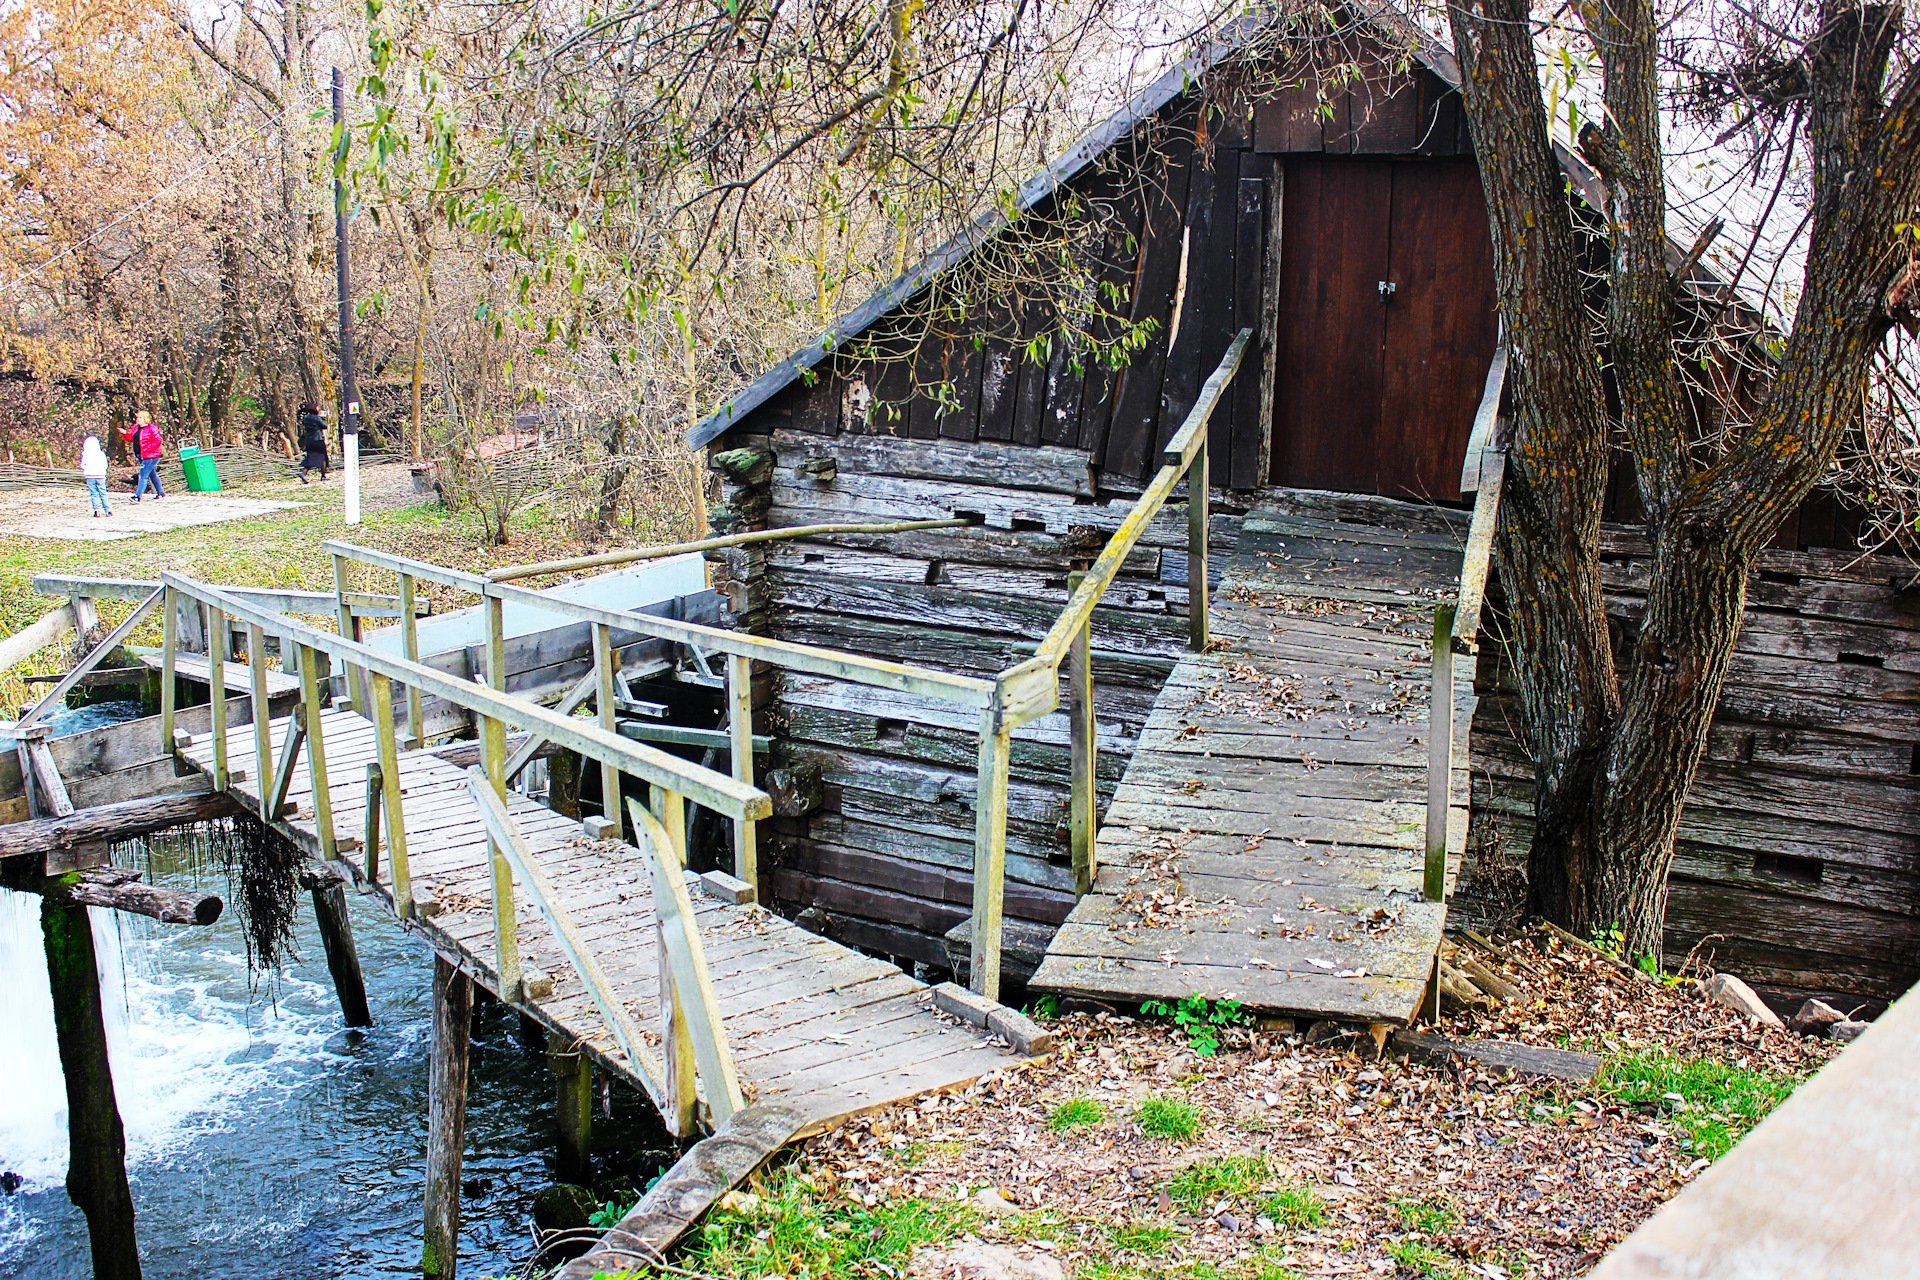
321,541,1000,709
17,587,163,730
1028,329,1249,673
159,572,769,822
465,769,656,1078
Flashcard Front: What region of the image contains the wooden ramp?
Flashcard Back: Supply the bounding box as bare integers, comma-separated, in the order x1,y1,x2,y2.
179,708,1022,1129
1031,492,1473,1024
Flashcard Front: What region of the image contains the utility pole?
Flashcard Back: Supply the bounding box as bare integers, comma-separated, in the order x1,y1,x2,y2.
332,67,362,525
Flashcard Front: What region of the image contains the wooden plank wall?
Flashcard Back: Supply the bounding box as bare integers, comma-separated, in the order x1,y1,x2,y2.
709,429,1246,968
1456,530,1920,1012
727,44,1470,491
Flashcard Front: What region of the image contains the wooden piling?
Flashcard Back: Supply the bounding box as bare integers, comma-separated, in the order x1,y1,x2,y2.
549,1030,593,1184
301,865,372,1028
41,898,141,1280
423,954,473,1280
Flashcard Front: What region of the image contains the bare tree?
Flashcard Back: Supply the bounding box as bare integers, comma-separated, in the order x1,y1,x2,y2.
1439,0,1920,956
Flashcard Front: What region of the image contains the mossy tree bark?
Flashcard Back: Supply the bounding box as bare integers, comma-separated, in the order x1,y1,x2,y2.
41,899,141,1280
1447,0,1920,957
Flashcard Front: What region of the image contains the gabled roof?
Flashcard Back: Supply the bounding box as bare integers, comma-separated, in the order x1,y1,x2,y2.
686,14,1292,450
684,4,1741,451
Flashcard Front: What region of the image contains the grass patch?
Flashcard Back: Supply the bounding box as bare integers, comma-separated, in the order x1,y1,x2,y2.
1603,1050,1799,1161
1169,1154,1269,1212
1393,1196,1459,1234
1048,1097,1107,1132
1260,1183,1327,1230
683,1166,973,1278
1134,1094,1202,1140
1386,1239,1465,1279
1107,1221,1183,1252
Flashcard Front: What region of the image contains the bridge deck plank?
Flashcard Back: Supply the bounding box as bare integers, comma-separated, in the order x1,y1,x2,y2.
179,711,1021,1131
1030,493,1473,1024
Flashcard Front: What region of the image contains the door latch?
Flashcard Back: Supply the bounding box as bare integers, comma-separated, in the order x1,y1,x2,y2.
1378,281,1397,297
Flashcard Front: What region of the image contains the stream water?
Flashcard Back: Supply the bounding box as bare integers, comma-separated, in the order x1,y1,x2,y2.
0,748,679,1276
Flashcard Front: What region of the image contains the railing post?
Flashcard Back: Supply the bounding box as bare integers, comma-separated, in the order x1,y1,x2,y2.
331,552,368,714
399,571,424,748
208,604,229,789
481,710,521,1000
1188,441,1210,653
1424,603,1457,904
652,783,697,1135
970,700,1012,1001
726,651,757,894
371,673,415,918
161,585,178,756
592,622,621,835
298,643,337,860
247,623,274,819
1067,571,1098,897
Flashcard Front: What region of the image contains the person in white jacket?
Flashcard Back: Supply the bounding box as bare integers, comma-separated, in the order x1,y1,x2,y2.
81,434,111,517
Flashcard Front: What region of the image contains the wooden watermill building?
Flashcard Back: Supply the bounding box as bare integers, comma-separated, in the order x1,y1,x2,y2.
690,9,1920,1013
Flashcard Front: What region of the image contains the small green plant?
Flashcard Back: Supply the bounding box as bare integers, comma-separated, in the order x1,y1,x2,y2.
679,1166,972,1277
1108,1220,1183,1251
1141,994,1251,1056
588,1192,638,1229
1028,994,1062,1019
1134,1094,1202,1140
1587,923,1625,956
1261,1183,1327,1229
1169,1154,1269,1211
1252,1253,1305,1280
1604,1050,1799,1161
1048,1097,1107,1132
1393,1196,1459,1234
1387,1239,1465,1278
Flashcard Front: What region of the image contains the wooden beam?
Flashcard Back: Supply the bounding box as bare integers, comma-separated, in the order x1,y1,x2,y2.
17,588,162,730
266,706,307,821
422,954,472,1280
484,517,977,582
1425,603,1456,904
969,707,1012,1001
727,651,757,894
0,789,240,865
593,622,621,834
399,572,424,749
630,795,745,1128
41,897,141,1279
550,1031,593,1183
1187,441,1210,652
297,644,338,861
48,867,223,926
301,864,372,1028
248,624,274,821
0,601,76,676
208,604,229,789
370,674,414,917
479,714,521,1001
1066,571,1097,898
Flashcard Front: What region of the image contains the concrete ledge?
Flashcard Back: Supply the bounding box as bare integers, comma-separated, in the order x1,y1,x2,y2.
700,870,756,904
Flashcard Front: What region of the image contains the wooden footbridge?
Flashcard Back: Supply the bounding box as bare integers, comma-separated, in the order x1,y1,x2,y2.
6,332,1507,1277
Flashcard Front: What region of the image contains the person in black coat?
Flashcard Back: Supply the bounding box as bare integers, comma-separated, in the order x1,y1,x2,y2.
298,402,330,482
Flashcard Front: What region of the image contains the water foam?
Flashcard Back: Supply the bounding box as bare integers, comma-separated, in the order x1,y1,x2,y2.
0,887,339,1266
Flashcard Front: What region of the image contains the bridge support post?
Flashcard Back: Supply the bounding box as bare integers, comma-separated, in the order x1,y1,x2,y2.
302,864,372,1028
41,899,141,1280
423,954,472,1280
549,1031,593,1183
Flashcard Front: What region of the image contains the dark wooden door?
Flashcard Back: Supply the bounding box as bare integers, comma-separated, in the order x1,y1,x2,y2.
1270,158,1498,501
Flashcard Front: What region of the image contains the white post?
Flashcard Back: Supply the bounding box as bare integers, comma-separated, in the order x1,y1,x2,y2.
344,430,361,525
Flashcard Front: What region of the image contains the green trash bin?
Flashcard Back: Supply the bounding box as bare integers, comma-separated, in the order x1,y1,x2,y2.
179,447,221,493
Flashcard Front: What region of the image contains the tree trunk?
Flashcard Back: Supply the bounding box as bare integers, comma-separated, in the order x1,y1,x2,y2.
1450,0,1920,963
42,900,141,1280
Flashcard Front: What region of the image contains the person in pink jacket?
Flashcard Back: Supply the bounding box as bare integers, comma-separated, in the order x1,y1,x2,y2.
122,409,166,502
